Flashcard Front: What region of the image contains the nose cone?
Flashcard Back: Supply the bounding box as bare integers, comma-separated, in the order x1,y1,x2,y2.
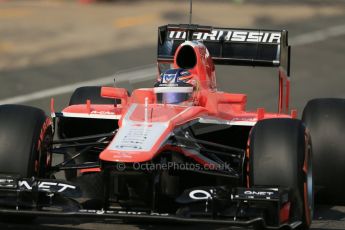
99,104,206,163
100,121,171,163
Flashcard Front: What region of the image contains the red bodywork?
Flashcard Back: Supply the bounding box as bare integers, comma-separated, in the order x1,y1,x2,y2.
60,41,294,165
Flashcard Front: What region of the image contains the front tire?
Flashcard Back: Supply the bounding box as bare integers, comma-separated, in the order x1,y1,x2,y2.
0,105,52,178
249,119,313,229
0,105,52,222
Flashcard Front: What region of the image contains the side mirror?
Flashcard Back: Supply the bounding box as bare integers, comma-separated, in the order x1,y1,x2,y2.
101,87,128,106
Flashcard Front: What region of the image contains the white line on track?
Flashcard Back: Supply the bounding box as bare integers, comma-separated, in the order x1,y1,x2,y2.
290,24,345,46
0,65,156,105
1,24,345,105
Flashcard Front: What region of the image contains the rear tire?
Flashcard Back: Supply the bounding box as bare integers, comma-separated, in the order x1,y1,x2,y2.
61,86,117,181
59,86,119,139
68,86,117,105
302,98,345,204
249,119,313,229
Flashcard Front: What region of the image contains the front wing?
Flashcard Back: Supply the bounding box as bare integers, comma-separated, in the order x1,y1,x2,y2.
0,175,300,229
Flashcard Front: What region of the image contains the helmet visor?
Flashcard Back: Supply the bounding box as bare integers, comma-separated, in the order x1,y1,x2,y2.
154,87,193,104
156,92,192,104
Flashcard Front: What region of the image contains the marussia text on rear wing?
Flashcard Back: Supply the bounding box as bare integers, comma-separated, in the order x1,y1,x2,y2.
157,24,291,76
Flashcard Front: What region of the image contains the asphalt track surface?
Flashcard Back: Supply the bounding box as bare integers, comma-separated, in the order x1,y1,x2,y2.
1,0,345,229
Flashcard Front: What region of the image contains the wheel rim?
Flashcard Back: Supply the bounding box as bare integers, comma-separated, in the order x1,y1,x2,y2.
307,143,314,221
37,126,53,178
304,139,314,226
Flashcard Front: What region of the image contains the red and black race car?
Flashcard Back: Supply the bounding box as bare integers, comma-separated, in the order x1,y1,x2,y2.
0,24,344,229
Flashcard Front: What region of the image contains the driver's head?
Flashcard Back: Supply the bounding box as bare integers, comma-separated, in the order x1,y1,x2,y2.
154,68,197,105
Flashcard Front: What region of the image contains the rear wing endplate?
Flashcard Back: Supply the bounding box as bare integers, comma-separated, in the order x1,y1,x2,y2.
157,24,291,76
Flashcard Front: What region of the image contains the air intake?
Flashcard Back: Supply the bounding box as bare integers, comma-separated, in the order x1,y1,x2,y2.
176,45,197,69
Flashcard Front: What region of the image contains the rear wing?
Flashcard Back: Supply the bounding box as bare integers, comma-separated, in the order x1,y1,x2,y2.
157,24,291,76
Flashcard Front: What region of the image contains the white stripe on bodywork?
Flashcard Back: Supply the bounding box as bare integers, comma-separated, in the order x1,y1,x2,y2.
107,104,195,152
61,112,121,120
154,87,193,93
120,103,138,126
199,117,256,126
108,122,169,151
228,120,256,126
107,104,170,152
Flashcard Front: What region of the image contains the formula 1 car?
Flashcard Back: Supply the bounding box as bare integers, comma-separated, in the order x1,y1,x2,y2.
0,24,344,229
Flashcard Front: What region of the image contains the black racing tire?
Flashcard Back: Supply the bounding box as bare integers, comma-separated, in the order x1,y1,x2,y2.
0,105,52,222
68,86,117,105
249,119,313,229
302,98,345,205
0,104,52,178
